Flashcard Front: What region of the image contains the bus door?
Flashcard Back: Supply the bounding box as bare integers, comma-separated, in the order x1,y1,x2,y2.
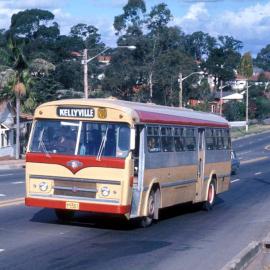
195,128,205,202
130,125,145,218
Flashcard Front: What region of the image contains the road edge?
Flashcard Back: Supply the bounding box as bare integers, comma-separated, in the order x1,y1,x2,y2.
232,130,270,142
220,241,262,270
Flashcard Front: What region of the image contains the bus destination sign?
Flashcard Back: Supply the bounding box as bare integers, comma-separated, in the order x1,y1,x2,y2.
57,107,95,118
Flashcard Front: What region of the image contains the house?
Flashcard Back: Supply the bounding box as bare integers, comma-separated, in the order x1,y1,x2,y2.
0,101,32,158
0,101,15,158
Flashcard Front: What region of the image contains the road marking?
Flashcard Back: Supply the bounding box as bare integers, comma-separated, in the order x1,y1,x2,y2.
12,181,24,185
0,249,4,253
241,156,268,165
231,179,240,183
0,194,6,197
241,151,252,155
265,145,270,151
0,173,13,177
255,172,262,175
0,197,24,208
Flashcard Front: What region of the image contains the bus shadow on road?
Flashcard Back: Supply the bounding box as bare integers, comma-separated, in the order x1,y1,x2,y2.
30,208,135,231
30,197,225,230
158,196,225,221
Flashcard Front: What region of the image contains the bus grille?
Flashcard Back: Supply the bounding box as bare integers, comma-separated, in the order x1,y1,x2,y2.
53,180,97,199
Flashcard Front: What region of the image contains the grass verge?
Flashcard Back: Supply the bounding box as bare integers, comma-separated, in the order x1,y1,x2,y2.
231,124,270,139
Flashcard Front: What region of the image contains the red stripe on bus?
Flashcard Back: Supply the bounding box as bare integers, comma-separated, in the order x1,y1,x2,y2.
26,153,125,174
25,197,131,214
136,110,228,128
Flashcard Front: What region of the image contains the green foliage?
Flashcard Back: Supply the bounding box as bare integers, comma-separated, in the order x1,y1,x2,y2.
0,5,262,117
10,9,56,39
239,52,253,79
255,44,270,71
223,101,245,121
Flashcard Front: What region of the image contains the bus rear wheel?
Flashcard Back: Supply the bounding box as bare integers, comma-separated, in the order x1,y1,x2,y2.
202,181,216,211
55,209,75,222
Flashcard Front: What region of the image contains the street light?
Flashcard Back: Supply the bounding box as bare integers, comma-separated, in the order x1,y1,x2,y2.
82,45,136,98
178,71,204,108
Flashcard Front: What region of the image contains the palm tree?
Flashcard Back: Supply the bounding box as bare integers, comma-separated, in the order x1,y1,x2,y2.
0,36,29,159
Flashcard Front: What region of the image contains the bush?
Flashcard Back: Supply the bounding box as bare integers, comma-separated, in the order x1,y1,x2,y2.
223,101,245,121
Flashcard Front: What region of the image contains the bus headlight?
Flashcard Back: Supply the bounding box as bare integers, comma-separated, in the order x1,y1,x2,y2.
101,186,110,197
39,182,49,192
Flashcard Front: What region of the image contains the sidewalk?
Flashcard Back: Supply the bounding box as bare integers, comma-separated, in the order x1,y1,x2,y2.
0,159,25,170
245,235,270,270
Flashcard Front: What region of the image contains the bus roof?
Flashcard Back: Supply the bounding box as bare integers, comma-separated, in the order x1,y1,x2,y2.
36,98,229,128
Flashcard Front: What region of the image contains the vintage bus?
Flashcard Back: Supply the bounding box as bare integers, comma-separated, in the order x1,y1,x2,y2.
25,98,231,227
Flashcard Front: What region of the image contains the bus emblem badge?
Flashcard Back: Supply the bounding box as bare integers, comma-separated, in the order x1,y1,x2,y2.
67,160,83,169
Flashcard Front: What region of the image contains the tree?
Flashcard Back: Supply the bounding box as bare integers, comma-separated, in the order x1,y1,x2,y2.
0,36,30,159
239,52,253,79
114,0,146,36
185,31,216,61
239,52,253,131
204,36,242,90
10,9,58,40
255,44,270,71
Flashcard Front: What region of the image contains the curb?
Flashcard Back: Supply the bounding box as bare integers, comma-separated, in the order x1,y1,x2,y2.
221,241,262,270
0,164,25,170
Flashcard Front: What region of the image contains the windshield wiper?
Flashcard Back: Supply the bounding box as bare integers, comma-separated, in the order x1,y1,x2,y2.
96,126,108,161
38,129,51,157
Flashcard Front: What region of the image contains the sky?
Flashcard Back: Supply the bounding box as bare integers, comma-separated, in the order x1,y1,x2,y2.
0,0,270,56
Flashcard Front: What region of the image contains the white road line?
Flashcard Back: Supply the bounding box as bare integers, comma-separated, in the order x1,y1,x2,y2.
0,249,4,253
0,174,13,177
231,179,240,183
0,194,6,197
12,181,24,185
255,172,262,175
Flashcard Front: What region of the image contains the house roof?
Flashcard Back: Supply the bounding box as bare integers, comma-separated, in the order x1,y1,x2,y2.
221,93,243,100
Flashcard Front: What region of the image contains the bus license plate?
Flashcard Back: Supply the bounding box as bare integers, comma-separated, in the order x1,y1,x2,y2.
66,201,79,210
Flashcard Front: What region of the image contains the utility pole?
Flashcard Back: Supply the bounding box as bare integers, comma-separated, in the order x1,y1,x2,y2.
83,49,88,99
178,72,183,108
220,80,223,115
246,80,249,132
149,71,153,102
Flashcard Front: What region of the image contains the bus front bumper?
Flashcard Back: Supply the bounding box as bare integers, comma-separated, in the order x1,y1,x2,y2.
25,197,131,215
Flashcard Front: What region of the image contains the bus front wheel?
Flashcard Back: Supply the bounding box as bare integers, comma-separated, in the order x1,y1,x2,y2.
55,209,75,222
140,189,156,228
202,180,216,211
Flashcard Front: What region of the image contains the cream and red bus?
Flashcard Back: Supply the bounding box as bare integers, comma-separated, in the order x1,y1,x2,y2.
25,98,231,226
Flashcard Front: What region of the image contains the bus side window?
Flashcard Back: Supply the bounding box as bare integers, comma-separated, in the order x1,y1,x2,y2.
174,127,185,152
206,128,214,150
161,127,173,152
147,126,160,152
185,128,196,151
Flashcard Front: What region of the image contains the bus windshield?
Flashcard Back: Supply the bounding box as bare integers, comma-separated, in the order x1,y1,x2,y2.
29,120,130,158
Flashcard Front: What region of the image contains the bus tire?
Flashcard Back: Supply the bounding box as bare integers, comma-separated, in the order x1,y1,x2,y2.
55,209,75,222
140,189,156,228
202,180,216,211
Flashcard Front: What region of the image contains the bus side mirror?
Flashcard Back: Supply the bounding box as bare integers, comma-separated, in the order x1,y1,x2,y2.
130,128,136,150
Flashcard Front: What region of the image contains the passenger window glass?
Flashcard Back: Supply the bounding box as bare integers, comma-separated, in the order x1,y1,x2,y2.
147,126,160,153
174,137,185,151
185,128,196,151
147,136,161,152
161,127,173,152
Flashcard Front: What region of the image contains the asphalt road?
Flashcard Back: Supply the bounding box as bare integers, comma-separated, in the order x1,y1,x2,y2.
1,132,270,270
